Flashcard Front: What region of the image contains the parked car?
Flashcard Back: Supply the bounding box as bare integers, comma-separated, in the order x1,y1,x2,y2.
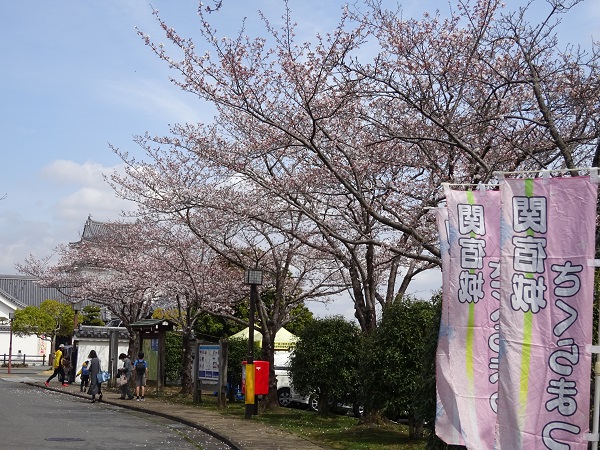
307,392,364,418
275,366,363,417
337,400,365,418
275,365,311,408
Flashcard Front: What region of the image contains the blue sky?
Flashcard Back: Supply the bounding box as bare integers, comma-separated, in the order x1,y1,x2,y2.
1,1,598,319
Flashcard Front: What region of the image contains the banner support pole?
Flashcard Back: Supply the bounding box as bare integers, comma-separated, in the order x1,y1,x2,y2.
590,361,600,449
592,261,600,450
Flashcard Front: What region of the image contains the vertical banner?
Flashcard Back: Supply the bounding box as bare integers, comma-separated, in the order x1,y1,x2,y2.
495,176,597,449
443,188,501,449
434,207,464,445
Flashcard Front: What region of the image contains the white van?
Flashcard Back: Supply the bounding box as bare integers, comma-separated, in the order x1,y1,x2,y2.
273,351,316,409
272,351,363,416
275,365,316,409
275,366,363,416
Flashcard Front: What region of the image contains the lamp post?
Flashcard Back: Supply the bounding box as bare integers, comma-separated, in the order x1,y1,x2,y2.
244,268,263,419
8,312,14,374
70,302,82,383
72,302,82,330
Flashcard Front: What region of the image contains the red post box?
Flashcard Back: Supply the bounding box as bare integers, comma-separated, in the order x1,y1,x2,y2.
242,360,270,395
254,361,270,395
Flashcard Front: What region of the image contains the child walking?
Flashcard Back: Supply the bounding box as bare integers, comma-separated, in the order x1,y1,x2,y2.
77,360,91,392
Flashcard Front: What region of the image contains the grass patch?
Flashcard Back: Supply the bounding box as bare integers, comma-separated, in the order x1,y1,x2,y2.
255,407,426,450
150,387,427,450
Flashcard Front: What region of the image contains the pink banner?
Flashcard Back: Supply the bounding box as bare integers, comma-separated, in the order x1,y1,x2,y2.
443,188,501,449
495,176,597,449
434,207,464,445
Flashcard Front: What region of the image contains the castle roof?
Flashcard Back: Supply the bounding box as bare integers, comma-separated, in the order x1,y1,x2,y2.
0,274,73,308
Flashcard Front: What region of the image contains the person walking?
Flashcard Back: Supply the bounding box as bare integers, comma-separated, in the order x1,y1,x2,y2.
118,353,134,400
87,350,103,403
76,360,91,392
133,351,148,401
45,343,67,387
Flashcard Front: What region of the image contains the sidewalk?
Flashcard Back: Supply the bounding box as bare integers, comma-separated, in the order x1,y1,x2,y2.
1,366,325,450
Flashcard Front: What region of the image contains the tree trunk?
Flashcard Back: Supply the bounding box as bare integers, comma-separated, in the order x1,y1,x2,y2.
359,409,387,425
180,330,194,395
260,329,278,410
48,336,57,366
408,415,425,438
396,260,417,301
126,329,138,360
317,391,330,415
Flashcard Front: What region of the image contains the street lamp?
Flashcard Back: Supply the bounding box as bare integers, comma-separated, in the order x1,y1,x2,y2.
70,302,83,383
244,268,263,419
72,302,82,330
8,312,14,374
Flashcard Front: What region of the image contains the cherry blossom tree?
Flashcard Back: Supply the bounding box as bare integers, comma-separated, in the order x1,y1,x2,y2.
19,216,247,394
134,218,244,394
346,0,599,258
109,148,348,404
17,219,160,354
127,0,598,334
349,0,599,181
126,1,446,334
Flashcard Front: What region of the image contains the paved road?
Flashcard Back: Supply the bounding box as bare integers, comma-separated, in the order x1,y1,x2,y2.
0,377,233,450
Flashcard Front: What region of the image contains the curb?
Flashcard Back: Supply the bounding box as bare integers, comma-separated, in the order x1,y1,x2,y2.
25,381,241,450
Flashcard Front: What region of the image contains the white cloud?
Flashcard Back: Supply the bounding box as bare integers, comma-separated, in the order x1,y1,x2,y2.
41,160,111,186
99,78,213,126
55,186,134,222
0,160,137,274
0,209,70,275
38,159,136,220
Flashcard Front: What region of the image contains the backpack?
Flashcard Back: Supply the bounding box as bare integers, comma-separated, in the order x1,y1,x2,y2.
82,362,90,376
135,360,147,375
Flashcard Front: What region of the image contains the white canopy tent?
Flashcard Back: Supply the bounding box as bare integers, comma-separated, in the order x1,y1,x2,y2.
229,327,299,351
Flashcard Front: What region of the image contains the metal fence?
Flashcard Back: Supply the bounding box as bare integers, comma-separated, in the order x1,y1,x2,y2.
1,354,47,366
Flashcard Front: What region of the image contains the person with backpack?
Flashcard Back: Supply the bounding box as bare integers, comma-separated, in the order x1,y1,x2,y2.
44,343,67,387
76,360,91,392
118,353,135,400
133,351,148,401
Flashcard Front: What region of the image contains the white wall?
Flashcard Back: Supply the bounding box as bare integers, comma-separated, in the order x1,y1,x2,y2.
0,331,50,365
0,299,51,365
0,306,12,320
75,338,129,376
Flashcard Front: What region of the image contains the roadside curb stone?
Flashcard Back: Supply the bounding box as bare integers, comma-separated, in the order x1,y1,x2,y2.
2,366,325,450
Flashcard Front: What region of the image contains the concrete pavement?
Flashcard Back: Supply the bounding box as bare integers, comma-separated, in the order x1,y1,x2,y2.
0,365,325,450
